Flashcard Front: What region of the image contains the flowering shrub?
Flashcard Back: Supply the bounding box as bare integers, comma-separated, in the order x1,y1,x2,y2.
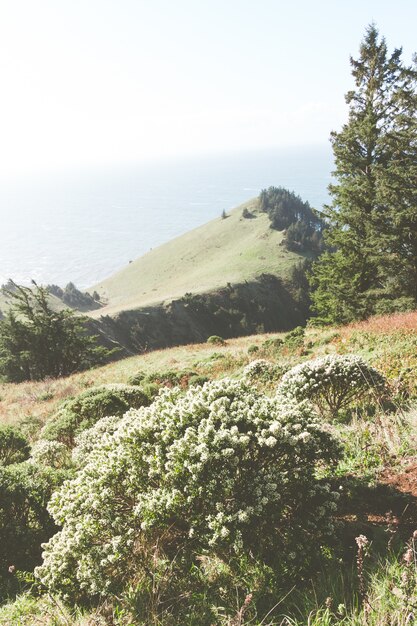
72,415,122,467
30,440,71,469
243,359,279,382
277,354,387,419
40,384,150,448
36,379,339,615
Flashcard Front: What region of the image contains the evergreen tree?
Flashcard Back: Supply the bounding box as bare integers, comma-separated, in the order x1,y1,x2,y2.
311,25,417,324
374,55,417,303
0,281,109,382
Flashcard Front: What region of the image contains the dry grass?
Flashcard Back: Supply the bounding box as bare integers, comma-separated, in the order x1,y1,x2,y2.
1,309,416,434
342,311,417,335
0,332,284,430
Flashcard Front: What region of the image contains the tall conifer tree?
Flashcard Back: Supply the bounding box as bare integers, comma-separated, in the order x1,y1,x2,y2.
311,25,417,323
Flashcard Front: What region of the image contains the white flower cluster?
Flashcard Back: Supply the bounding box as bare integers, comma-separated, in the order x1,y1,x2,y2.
243,359,277,382
72,415,122,467
277,354,386,418
30,439,70,469
35,379,339,599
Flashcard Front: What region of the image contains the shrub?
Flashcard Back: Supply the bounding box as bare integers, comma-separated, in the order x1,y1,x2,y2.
16,415,43,440
36,379,339,618
72,415,122,467
188,374,209,387
127,370,147,386
283,326,305,349
277,354,387,419
41,384,150,448
247,344,259,355
30,440,71,469
0,426,30,466
243,359,277,382
140,382,160,400
0,463,65,602
207,335,226,345
144,369,197,388
262,336,283,349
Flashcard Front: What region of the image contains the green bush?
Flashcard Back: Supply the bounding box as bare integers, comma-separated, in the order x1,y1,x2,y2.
36,379,339,619
140,382,160,400
277,354,387,420
243,359,278,383
127,370,147,386
0,426,30,466
30,440,71,469
41,384,150,448
247,344,259,354
145,369,197,387
207,335,226,345
16,415,43,440
283,326,305,349
188,374,209,387
0,463,65,602
262,336,283,350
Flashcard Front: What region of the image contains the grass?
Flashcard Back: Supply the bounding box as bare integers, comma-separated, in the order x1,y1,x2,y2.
0,332,277,430
89,199,306,317
1,311,416,433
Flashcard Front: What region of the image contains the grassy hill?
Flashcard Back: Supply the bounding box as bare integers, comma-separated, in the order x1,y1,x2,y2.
89,198,306,318
0,199,310,359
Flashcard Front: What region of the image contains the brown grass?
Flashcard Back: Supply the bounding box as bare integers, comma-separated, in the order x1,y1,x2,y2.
0,333,284,431
342,310,417,335
1,309,416,434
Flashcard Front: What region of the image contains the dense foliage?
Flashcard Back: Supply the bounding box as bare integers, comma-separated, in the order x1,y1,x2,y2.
243,358,279,382
40,384,150,449
0,282,109,382
35,379,339,620
259,186,325,252
0,463,65,602
0,426,30,466
311,25,417,323
277,354,387,419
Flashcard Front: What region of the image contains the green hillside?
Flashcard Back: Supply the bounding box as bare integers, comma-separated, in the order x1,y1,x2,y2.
89,199,306,318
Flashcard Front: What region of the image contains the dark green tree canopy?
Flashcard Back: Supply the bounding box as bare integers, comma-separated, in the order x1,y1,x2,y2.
311,25,417,324
0,281,109,382
259,186,325,252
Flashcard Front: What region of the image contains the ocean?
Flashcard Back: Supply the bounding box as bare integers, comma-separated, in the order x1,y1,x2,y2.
0,145,333,289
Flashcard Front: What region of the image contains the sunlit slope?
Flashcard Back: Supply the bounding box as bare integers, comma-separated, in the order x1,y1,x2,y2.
90,199,305,317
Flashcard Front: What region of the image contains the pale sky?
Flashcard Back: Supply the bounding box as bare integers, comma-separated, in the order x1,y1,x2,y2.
1,0,416,180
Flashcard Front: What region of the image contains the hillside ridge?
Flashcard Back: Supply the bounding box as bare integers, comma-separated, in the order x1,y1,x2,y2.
89,198,308,318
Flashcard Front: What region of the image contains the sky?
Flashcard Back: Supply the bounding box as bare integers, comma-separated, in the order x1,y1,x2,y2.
1,0,417,181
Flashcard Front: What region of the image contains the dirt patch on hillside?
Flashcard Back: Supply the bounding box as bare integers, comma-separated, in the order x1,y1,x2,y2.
381,461,417,498
378,461,417,535
334,459,417,556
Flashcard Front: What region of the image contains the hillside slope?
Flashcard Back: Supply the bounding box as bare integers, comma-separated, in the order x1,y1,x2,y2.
90,199,306,318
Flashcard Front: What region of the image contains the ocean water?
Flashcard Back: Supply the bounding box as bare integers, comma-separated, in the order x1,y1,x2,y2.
0,146,333,289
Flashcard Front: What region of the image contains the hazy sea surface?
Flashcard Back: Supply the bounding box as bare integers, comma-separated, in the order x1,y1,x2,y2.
0,146,333,289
